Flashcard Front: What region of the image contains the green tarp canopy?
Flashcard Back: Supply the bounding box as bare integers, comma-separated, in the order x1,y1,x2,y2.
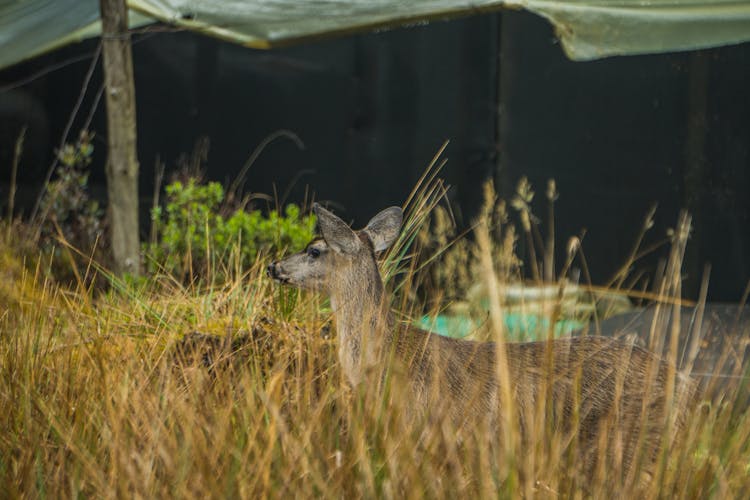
2,0,750,69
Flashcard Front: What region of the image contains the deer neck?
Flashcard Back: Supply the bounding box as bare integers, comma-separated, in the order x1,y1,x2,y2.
328,261,393,386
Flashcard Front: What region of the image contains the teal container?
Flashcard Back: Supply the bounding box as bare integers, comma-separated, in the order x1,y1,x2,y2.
416,313,586,341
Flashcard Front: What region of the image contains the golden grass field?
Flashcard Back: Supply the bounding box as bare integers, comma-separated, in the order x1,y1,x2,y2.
1,170,749,498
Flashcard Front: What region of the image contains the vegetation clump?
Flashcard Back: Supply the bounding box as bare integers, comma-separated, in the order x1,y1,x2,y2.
34,131,108,282
144,178,316,280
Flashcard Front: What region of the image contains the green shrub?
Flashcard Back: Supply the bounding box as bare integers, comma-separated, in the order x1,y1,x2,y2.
37,131,108,282
145,178,315,279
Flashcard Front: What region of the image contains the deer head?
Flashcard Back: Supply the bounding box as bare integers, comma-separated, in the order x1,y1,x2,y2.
267,203,402,294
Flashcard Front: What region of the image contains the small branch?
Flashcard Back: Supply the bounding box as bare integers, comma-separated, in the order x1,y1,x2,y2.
30,42,103,225
7,126,26,235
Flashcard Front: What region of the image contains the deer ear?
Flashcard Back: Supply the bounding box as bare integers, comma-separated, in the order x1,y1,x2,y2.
313,203,360,254
362,206,402,253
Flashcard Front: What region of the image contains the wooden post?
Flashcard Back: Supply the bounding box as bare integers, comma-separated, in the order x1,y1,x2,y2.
99,0,141,275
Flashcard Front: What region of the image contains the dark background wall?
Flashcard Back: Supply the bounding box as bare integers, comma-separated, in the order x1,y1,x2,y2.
1,11,748,300
498,12,749,300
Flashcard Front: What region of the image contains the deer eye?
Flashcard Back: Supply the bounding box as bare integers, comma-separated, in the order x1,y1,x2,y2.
307,247,321,258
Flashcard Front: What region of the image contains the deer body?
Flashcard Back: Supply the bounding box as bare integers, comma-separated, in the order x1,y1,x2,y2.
268,204,694,476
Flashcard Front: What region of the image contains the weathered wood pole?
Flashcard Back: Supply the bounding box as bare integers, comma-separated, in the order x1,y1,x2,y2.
99,0,141,275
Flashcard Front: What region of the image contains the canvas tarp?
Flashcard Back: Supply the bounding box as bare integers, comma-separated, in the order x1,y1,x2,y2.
0,1,151,69
1,0,749,69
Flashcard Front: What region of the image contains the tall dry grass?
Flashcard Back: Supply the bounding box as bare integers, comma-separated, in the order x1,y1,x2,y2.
1,167,749,498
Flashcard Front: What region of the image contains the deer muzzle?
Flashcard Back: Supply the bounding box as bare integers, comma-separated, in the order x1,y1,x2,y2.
266,262,288,283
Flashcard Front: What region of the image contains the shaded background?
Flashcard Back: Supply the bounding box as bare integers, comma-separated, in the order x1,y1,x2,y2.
1,11,748,299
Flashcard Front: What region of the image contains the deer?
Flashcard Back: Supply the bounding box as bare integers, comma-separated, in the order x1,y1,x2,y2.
267,203,695,481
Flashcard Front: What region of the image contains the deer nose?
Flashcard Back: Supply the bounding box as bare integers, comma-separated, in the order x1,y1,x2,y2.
266,262,277,278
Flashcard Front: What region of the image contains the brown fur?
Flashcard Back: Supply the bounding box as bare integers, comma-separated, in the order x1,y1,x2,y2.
268,204,695,480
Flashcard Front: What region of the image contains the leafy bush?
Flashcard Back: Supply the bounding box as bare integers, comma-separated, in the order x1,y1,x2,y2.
37,131,108,282
145,178,315,278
